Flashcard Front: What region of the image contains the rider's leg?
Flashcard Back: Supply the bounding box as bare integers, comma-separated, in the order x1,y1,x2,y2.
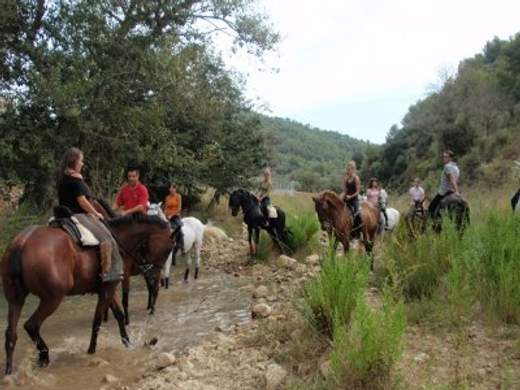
428,194,443,219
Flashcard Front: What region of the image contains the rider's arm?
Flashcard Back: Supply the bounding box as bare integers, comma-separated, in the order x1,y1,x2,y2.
78,196,104,219
447,174,459,194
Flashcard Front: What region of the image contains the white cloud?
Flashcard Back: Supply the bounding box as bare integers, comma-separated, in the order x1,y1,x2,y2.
223,0,520,142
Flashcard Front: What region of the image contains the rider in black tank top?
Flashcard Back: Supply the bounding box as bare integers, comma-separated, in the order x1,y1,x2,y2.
344,161,362,238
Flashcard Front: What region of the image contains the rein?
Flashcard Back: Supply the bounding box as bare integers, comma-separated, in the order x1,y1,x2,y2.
100,219,157,278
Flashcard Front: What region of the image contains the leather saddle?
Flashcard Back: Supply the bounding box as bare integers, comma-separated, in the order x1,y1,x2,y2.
49,206,100,247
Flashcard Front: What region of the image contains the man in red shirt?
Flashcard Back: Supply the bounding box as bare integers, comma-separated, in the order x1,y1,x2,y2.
113,168,149,215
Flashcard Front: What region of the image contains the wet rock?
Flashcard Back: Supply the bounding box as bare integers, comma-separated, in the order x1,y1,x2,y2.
265,363,288,390
276,255,298,270
253,285,269,299
88,357,110,367
102,374,118,384
319,360,331,377
252,303,272,319
156,352,176,369
305,254,320,266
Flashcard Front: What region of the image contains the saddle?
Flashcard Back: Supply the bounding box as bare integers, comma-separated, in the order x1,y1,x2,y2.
49,206,100,247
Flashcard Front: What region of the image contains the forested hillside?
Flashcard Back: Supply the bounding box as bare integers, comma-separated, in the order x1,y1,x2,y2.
363,33,520,193
260,116,369,192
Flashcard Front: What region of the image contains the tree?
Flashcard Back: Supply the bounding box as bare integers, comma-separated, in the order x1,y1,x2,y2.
0,0,280,206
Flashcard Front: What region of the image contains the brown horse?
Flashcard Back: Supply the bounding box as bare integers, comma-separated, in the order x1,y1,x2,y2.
312,191,379,256
93,199,172,325
1,212,172,375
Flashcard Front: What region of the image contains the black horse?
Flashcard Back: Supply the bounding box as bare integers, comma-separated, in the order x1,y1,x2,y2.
229,189,292,256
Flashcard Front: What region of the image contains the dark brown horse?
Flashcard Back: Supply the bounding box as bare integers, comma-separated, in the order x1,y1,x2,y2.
312,191,379,255
93,199,173,325
1,211,172,375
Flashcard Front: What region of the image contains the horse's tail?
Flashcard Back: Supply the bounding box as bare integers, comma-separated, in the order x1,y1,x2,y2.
5,245,26,300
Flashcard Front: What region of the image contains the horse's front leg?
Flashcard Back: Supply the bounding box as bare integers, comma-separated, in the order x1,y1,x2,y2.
148,276,160,315
248,226,256,256
109,299,130,348
122,271,131,325
88,284,116,354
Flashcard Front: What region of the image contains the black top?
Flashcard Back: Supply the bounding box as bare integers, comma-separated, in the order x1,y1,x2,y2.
58,175,92,214
345,177,357,195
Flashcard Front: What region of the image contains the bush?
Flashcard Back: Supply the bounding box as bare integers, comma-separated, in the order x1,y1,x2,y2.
462,210,520,322
286,211,320,253
302,251,369,337
329,291,406,389
381,221,462,299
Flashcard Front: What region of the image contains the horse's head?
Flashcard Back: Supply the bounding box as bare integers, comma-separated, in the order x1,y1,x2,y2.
229,189,250,216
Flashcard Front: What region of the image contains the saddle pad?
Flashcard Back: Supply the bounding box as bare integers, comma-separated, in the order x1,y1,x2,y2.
49,217,100,247
267,205,278,219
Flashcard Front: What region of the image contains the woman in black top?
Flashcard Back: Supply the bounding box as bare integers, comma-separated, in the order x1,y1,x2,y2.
344,160,362,237
57,148,104,218
57,147,122,282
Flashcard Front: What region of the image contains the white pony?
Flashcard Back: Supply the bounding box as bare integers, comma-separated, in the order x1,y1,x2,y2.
147,203,228,288
161,217,228,287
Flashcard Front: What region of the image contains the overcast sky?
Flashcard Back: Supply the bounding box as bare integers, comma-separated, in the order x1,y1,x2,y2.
223,0,520,144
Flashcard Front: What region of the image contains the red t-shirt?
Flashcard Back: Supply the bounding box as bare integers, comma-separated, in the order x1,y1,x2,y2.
116,182,149,212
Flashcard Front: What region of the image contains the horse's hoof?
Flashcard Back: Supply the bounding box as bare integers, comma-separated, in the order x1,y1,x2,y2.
38,352,50,367
122,337,130,347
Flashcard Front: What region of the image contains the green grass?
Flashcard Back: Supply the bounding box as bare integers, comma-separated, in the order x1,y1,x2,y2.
286,211,320,255
302,250,369,337
330,290,406,389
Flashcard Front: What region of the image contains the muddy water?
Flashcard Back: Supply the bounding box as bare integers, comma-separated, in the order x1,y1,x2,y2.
0,268,251,389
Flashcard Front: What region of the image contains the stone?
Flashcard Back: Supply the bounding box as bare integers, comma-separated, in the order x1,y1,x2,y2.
252,303,272,319
253,285,269,299
276,255,298,270
305,254,320,266
295,264,307,274
156,352,176,369
265,363,288,390
319,360,331,378
102,374,118,384
88,357,110,367
413,352,429,363
0,376,15,387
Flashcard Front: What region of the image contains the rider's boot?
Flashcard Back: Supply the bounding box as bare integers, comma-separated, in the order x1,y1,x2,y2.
176,228,185,255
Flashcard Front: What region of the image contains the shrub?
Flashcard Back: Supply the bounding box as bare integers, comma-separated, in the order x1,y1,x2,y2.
330,291,407,389
286,211,320,253
302,251,369,337
381,220,462,300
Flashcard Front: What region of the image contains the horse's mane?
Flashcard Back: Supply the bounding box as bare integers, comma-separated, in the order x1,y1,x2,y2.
107,213,170,229
320,190,344,210
95,198,118,218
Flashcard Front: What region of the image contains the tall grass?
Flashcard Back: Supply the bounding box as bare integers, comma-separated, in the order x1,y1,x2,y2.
379,208,520,324
330,291,406,389
286,211,320,254
381,221,462,300
302,251,369,337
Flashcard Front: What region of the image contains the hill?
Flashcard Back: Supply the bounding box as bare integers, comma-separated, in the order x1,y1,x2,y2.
260,116,371,192
362,33,520,193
